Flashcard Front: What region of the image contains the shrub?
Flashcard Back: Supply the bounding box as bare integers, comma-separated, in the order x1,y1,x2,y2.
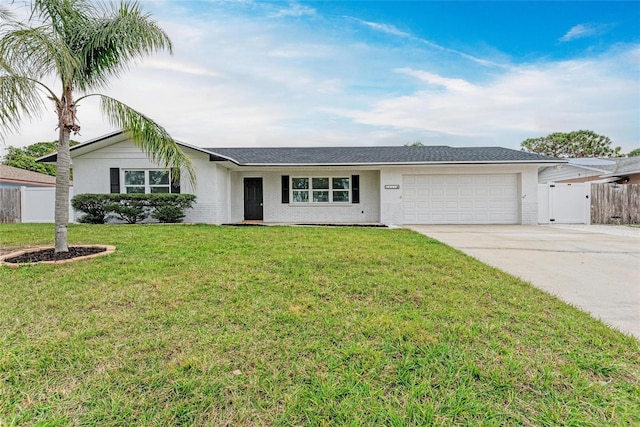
149,194,196,223
71,194,112,224
71,193,196,224
108,194,150,224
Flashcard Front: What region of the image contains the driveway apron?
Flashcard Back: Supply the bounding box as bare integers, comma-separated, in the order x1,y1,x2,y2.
407,225,640,340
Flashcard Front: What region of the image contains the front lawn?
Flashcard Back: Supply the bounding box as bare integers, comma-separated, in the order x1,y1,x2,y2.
1,224,638,425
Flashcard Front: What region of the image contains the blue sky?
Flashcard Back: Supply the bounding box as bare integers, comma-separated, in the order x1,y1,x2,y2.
5,0,640,153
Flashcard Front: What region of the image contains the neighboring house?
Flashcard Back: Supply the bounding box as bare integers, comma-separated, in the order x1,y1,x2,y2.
538,157,640,184
39,131,562,226
0,165,73,223
0,164,57,188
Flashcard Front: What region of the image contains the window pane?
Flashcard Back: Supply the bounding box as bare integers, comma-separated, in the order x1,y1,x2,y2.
126,186,145,194
149,170,169,185
333,191,349,202
312,178,329,189
332,178,349,189
292,191,309,202
150,186,170,193
124,170,145,186
313,191,329,202
292,178,309,189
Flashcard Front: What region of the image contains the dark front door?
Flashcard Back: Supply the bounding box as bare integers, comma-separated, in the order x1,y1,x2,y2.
244,178,263,220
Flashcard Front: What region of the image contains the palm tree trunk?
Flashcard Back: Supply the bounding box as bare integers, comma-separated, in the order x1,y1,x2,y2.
54,125,71,254
54,87,77,254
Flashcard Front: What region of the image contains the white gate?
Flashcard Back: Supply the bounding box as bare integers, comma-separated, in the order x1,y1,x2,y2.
538,183,590,224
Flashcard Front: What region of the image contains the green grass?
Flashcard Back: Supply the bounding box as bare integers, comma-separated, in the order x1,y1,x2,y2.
0,224,638,426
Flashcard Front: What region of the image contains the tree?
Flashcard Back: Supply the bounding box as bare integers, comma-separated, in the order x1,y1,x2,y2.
628,148,640,157
405,141,424,147
0,0,195,254
2,140,79,176
520,130,622,158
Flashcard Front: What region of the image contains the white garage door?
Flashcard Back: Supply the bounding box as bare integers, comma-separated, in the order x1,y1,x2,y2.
403,174,519,224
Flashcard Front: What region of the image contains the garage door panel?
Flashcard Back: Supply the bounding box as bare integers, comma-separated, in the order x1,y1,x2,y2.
459,176,474,185
445,201,458,209
460,188,474,197
460,200,473,209
445,176,460,185
403,174,518,224
459,213,474,222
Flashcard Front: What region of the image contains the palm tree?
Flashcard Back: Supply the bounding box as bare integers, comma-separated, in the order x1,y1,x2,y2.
0,0,195,254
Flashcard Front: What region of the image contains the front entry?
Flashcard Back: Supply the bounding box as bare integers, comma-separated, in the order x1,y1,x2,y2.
243,177,263,220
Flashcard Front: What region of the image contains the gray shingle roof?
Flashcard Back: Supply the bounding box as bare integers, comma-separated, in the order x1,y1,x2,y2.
204,146,559,165
37,130,562,166
610,157,640,174
567,157,640,175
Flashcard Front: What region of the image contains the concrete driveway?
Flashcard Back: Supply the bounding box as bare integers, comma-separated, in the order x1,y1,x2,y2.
407,224,640,339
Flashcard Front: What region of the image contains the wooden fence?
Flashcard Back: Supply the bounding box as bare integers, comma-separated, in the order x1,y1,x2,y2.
0,188,21,223
590,183,640,224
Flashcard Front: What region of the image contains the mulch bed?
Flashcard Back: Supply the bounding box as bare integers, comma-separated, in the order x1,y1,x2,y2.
4,246,107,264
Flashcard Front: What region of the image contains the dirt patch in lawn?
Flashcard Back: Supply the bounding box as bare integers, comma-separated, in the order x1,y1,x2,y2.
1,245,115,266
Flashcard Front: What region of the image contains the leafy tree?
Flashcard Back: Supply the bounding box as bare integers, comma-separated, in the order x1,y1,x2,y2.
628,148,640,157
405,141,424,147
520,130,622,158
0,0,195,254
2,140,79,176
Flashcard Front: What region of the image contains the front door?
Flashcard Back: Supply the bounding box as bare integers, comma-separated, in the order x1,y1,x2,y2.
244,178,263,220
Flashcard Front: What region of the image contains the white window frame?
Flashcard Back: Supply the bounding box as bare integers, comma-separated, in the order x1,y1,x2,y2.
122,169,172,194
291,176,350,204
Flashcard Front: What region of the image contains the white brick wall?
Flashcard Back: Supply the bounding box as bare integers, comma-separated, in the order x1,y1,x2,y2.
73,140,228,223
230,169,381,223
522,200,539,225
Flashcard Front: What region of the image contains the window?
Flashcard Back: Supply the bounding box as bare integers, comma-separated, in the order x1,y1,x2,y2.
291,176,350,203
123,170,171,194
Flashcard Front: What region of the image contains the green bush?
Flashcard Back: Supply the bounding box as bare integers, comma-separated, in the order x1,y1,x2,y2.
71,194,112,224
148,194,196,223
71,194,196,224
108,194,149,224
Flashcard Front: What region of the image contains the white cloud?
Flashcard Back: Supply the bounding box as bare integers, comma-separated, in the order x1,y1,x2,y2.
271,2,316,18
350,17,508,69
560,23,611,42
395,68,475,92
140,58,225,78
351,18,411,38
337,47,639,149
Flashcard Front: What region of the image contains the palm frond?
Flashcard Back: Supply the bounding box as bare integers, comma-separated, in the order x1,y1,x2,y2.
0,22,78,83
77,1,172,90
92,94,196,188
31,0,92,36
0,4,14,23
0,72,49,142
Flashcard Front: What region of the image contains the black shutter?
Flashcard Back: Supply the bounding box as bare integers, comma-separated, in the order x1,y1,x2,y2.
282,175,289,203
352,175,360,204
110,168,120,193
169,168,180,194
